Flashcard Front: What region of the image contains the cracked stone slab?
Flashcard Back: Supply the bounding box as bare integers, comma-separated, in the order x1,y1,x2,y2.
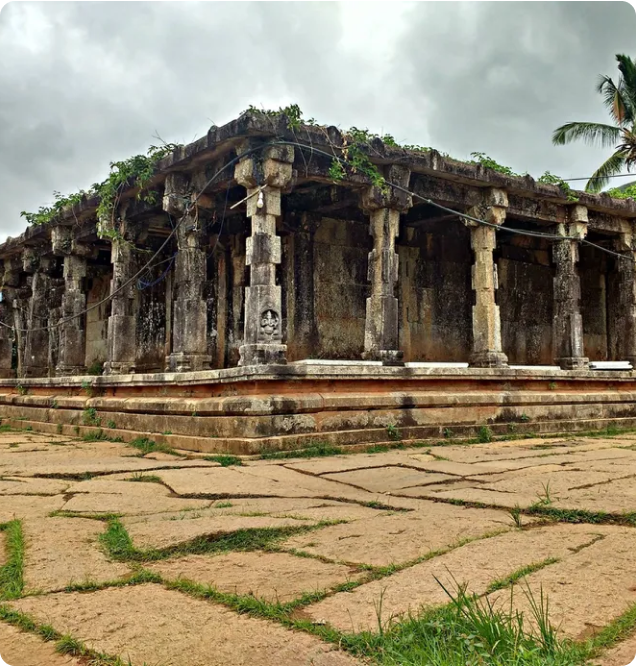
0,494,67,522
553,476,636,513
157,466,375,503
0,477,71,495
10,584,362,666
123,514,313,550
303,523,611,632
283,451,438,475
23,517,130,592
61,490,210,517
0,621,82,666
282,501,511,566
150,551,364,602
322,467,454,493
487,528,636,639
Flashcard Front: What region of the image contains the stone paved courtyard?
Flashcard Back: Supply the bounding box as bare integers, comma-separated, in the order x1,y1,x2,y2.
3,430,636,665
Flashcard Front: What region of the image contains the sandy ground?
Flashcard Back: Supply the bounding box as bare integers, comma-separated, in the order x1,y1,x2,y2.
1,431,636,664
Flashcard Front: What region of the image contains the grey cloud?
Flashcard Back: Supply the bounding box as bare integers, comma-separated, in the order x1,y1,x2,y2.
0,1,634,242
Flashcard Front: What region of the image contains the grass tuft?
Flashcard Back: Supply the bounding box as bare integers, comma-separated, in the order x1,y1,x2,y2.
260,442,344,460
127,437,176,456
0,519,24,600
203,455,243,466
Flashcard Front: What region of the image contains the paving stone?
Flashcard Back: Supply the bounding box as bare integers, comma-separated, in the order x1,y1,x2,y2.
0,477,71,495
487,528,636,639
23,517,130,592
322,467,454,493
553,477,636,513
124,514,312,550
304,524,611,632
0,495,67,522
10,584,362,666
284,452,438,475
0,621,82,666
282,501,511,566
596,632,636,666
150,551,364,602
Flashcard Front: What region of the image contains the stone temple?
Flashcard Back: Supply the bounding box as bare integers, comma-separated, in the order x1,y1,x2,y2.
1,109,636,453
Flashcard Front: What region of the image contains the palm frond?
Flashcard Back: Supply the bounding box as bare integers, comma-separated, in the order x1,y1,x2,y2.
552,122,621,148
585,151,627,193
597,75,629,124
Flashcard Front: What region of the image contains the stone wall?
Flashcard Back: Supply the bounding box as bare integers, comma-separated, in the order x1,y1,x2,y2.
498,234,553,365
580,244,609,361
85,274,110,371
398,220,472,362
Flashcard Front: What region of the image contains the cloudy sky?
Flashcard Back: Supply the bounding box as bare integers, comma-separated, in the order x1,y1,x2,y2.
0,1,634,241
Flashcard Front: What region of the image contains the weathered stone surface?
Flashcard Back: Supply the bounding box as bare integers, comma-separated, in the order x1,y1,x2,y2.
323,467,454,493
124,514,310,550
23,517,130,592
282,502,511,566
284,451,438,475
487,528,636,639
0,495,67,522
62,491,209,517
10,585,362,666
0,622,83,666
0,477,71,495
151,551,363,602
305,524,609,632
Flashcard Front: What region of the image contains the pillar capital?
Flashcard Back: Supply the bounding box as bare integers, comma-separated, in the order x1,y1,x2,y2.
360,165,412,214
234,144,295,191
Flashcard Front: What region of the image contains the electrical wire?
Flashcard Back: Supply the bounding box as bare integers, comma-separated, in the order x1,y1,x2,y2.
2,138,634,336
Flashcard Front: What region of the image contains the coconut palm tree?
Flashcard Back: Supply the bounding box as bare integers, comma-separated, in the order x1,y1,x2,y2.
553,54,636,193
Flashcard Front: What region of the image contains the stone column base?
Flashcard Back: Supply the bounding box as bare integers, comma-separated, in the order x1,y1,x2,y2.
103,361,135,376
56,365,87,377
239,344,287,367
469,350,508,368
556,356,589,370
362,349,404,366
165,352,211,373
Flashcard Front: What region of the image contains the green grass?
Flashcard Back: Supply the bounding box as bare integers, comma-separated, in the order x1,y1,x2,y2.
0,519,24,600
204,454,243,466
99,517,339,563
81,429,123,443
260,441,344,460
127,473,163,484
486,558,560,594
526,504,636,526
127,437,176,456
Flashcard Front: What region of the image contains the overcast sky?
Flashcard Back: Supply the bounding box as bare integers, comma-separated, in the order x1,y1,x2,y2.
0,1,634,242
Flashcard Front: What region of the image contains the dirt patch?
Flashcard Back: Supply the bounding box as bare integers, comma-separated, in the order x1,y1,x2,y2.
487,528,636,639
124,514,313,550
0,621,82,666
10,584,362,666
23,517,130,592
151,551,364,602
282,501,511,566
322,467,454,493
304,523,612,632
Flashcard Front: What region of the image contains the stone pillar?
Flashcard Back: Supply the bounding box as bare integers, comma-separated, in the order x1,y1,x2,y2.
104,239,138,375
0,261,14,378
57,254,87,376
464,189,509,368
360,165,412,364
552,206,589,370
234,144,294,366
22,251,53,377
611,231,636,366
162,173,211,372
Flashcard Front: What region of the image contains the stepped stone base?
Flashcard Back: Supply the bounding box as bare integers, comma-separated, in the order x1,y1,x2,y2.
1,363,636,454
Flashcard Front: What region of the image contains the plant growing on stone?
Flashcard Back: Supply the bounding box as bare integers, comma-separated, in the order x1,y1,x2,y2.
386,424,401,442
477,426,492,443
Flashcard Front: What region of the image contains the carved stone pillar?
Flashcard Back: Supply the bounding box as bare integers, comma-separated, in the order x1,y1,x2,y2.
162,173,211,372
57,254,87,376
1,256,21,377
0,261,14,379
360,165,412,364
612,230,636,366
104,238,138,375
465,189,508,368
22,251,54,377
552,206,589,370
234,144,294,366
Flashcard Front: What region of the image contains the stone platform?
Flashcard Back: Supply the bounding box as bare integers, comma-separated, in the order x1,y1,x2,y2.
0,363,635,454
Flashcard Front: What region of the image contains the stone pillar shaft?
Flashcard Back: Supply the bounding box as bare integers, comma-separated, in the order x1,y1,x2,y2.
57,255,87,375
612,233,636,365
163,173,211,373
235,145,294,366
0,270,14,377
466,191,508,368
552,208,589,370
23,267,51,377
361,166,411,364
104,240,137,375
